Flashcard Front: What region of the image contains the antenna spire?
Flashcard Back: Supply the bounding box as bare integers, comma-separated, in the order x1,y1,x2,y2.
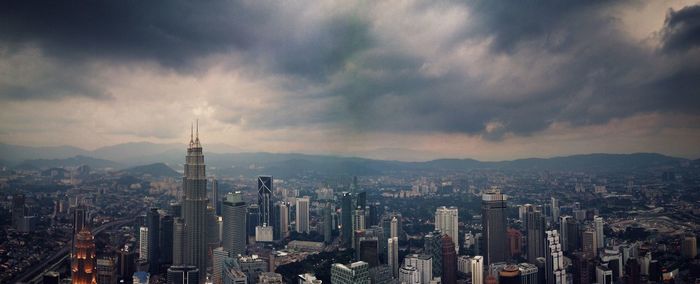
196,119,199,140
190,122,194,143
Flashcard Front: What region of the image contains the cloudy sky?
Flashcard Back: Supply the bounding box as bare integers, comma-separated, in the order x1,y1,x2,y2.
1,0,699,161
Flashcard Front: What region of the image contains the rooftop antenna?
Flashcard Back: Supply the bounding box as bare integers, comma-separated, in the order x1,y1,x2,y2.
190,122,194,143
196,119,199,140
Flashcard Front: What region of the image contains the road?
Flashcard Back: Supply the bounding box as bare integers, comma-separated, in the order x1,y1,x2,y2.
10,218,135,284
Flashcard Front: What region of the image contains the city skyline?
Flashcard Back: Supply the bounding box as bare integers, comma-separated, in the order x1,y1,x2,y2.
1,1,700,161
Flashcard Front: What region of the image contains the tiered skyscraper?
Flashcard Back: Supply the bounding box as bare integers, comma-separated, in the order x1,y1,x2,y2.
72,228,97,284
182,123,208,280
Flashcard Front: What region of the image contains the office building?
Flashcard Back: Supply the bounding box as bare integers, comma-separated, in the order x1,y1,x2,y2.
295,197,310,233
526,209,545,264
356,191,367,212
507,228,522,258
424,231,443,278
471,256,484,284
212,247,229,284
331,261,370,284
274,202,289,240
139,227,149,262
565,217,581,252
518,262,538,284
544,230,567,284
457,255,471,274
398,265,420,284
368,265,394,284
405,254,433,284
167,265,199,284
117,249,136,282
550,197,559,221
482,189,508,265
442,235,457,284
594,216,604,249
559,216,570,252
133,271,149,284
72,228,97,284
96,257,117,284
43,271,60,284
211,178,220,215
222,192,246,256
341,192,353,247
682,235,697,259
12,193,26,230
435,206,459,252
246,204,260,238
258,272,283,284
359,237,379,267
160,215,174,266
182,124,209,276
388,237,399,278
257,176,274,227
147,208,160,273
582,229,597,259
323,203,333,243
297,273,320,284
596,265,613,284
173,218,185,265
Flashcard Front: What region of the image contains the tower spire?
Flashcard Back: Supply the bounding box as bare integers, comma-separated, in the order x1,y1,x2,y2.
194,119,201,147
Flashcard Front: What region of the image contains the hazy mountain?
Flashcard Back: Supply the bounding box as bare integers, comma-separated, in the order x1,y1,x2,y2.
15,155,121,170
122,163,180,178
0,143,89,163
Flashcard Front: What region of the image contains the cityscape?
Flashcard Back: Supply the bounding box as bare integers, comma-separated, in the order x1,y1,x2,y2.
2,1,700,284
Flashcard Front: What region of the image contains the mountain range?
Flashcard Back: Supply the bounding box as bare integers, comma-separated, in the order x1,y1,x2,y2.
1,142,695,177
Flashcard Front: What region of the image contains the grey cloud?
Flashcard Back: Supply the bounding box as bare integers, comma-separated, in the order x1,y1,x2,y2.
661,5,700,52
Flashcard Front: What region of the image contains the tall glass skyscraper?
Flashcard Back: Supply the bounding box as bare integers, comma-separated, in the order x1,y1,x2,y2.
482,189,508,265
182,123,208,280
257,176,274,227
222,191,246,256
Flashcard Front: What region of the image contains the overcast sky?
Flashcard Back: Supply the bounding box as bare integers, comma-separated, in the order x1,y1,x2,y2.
1,0,699,161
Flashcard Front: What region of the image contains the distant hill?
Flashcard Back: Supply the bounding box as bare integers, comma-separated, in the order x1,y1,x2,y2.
0,143,89,163
15,155,121,170
122,163,180,178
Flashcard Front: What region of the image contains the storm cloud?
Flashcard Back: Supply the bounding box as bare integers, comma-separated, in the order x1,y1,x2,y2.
0,0,699,159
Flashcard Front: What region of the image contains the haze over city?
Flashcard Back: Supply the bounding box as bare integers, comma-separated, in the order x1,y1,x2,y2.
1,1,700,161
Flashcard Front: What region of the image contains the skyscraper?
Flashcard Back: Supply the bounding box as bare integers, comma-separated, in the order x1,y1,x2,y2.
559,216,570,252
222,191,246,256
182,123,208,278
139,227,149,262
545,230,567,284
257,176,274,227
582,229,597,259
160,215,174,266
404,254,433,284
167,266,200,284
390,216,398,239
482,189,508,265
72,205,87,255
147,208,160,273
246,204,260,237
435,206,459,252
424,231,443,278
72,228,97,284
173,217,185,266
471,256,484,284
12,193,26,230
323,203,333,243
594,216,604,249
341,192,353,247
331,261,370,284
550,197,560,221
274,202,289,240
388,237,399,278
295,197,310,234
527,209,545,264
211,178,220,215
441,235,457,284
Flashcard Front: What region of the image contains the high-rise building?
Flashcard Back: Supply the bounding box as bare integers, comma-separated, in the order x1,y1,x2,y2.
404,254,433,284
368,203,381,227
96,257,117,284
246,204,260,238
596,265,613,284
499,264,522,284
682,235,697,259
518,262,538,284
526,209,545,264
441,235,457,284
295,197,310,234
482,189,508,265
117,249,136,282
212,247,229,284
257,176,274,227
341,192,353,247
424,231,443,278
354,208,366,232
571,251,592,284
565,217,581,252
544,230,567,284
331,261,370,284
72,205,87,255
173,217,185,266
323,203,333,243
471,256,484,284
72,228,97,284
167,265,200,284
356,191,367,211
274,202,289,240
222,192,246,256
182,124,209,277
147,208,160,273
390,216,398,239
435,206,459,253
211,178,220,215
559,216,570,252
624,257,641,284
359,237,379,267
160,215,174,266
398,265,420,284
582,229,597,259
207,205,220,263
388,237,399,278
507,228,522,258
550,197,560,221
258,272,283,284
12,193,26,230
594,216,604,249
139,227,149,262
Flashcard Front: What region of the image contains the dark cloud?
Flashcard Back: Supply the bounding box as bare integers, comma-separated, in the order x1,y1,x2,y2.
661,5,700,52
